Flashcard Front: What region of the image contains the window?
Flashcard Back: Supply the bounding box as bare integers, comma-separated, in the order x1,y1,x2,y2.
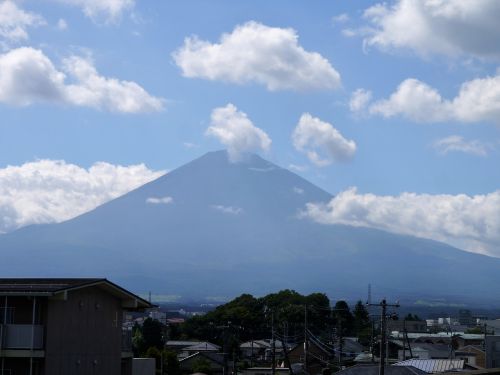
494,341,500,352
0,307,14,324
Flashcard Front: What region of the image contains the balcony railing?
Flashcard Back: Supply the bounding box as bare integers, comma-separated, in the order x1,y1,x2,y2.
0,324,44,349
122,329,132,352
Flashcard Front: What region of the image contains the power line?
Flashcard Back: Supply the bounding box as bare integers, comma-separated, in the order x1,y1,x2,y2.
367,299,400,375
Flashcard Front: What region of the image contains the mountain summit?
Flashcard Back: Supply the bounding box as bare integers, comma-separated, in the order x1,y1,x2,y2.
1,150,499,302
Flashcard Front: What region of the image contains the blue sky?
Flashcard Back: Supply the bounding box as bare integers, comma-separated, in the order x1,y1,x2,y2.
0,0,499,256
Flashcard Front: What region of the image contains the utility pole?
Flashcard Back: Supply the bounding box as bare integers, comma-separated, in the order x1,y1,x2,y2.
367,299,400,375
217,322,231,375
402,319,406,360
338,319,343,369
484,323,487,351
484,323,488,366
272,311,276,375
304,305,308,374
282,322,294,375
250,331,254,368
371,320,375,363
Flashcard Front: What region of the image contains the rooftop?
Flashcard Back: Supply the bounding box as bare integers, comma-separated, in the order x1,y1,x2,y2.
0,278,152,309
336,364,428,375
394,359,465,373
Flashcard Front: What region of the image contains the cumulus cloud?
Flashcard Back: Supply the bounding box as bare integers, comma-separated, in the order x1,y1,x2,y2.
293,187,304,194
146,196,173,205
57,18,68,30
54,0,134,23
0,1,45,45
0,159,165,234
369,75,500,124
206,103,271,162
332,13,350,25
288,164,308,173
211,205,243,215
360,0,500,60
433,135,490,156
292,113,356,167
302,187,500,257
0,47,164,112
349,88,372,112
172,21,341,91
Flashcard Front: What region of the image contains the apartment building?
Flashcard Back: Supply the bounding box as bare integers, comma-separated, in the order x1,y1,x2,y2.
0,278,152,375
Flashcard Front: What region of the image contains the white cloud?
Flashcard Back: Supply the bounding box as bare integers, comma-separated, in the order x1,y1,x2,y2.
302,187,500,257
341,29,357,38
211,205,243,215
370,79,449,122
0,1,45,44
57,18,68,30
433,135,490,156
248,167,275,173
288,164,308,173
293,187,304,194
146,196,173,205
54,0,134,24
369,75,500,124
0,159,165,233
172,21,341,91
349,88,372,112
206,103,271,162
0,47,164,113
183,142,199,149
360,0,500,60
62,55,165,113
292,113,356,166
332,13,350,25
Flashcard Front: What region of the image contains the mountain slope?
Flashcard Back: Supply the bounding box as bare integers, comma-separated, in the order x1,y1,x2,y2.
1,150,499,302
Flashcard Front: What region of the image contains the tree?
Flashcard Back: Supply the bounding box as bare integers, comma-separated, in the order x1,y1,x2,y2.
334,301,354,335
142,317,165,351
192,357,213,375
162,350,180,375
353,301,370,332
405,313,421,321
145,346,162,374
181,290,332,344
132,323,146,356
145,347,180,375
353,301,371,345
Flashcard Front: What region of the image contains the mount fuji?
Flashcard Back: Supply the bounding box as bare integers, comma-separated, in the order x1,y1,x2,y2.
1,150,499,303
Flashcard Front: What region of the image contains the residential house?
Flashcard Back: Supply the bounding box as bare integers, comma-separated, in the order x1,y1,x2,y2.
485,336,500,368
388,321,428,334
455,346,485,368
397,343,451,360
335,364,428,375
0,278,152,375
240,339,285,362
179,351,225,374
288,340,332,375
394,358,465,373
166,340,221,359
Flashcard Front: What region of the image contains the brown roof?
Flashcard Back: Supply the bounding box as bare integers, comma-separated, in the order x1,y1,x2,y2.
0,278,153,309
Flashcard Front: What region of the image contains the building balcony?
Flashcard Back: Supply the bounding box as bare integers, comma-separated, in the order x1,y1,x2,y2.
0,324,44,350
122,329,132,352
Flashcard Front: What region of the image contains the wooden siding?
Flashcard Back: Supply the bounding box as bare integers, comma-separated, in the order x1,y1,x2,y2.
44,286,123,375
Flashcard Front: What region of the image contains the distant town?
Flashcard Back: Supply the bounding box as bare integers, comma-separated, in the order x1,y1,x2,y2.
2,278,500,375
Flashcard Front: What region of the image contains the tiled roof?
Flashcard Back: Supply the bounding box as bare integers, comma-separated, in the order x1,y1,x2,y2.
394,359,465,373
0,278,152,309
0,278,104,294
336,364,428,375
